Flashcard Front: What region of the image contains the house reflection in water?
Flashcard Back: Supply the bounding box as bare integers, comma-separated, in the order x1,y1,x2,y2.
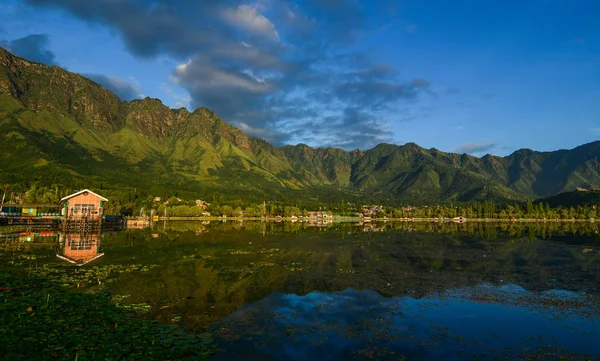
56,231,104,266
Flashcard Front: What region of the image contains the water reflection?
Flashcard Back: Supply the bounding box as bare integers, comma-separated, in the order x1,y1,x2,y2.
212,286,600,361
56,231,104,266
98,221,600,337
1,221,599,359
0,229,105,265
0,230,60,243
154,219,600,240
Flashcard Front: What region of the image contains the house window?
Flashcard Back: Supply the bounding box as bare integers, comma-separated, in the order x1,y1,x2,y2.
72,204,97,215
68,238,94,250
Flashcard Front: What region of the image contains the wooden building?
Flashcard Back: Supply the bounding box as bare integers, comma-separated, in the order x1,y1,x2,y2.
60,189,107,221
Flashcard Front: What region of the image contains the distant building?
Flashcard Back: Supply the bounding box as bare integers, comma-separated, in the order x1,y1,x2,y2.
306,211,333,226
195,200,210,209
60,189,107,220
577,187,600,192
361,205,385,217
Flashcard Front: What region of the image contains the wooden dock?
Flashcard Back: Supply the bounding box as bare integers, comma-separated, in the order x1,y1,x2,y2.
63,218,102,232
0,216,62,226
1,215,124,230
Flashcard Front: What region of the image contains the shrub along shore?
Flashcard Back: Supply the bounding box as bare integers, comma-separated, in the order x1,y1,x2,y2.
153,216,596,222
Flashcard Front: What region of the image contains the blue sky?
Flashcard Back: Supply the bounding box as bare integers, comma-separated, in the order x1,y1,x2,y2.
0,0,598,155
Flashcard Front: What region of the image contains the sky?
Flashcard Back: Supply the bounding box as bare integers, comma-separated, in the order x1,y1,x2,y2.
0,0,598,156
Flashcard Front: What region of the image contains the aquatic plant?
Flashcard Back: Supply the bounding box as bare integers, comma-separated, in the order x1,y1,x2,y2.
0,261,215,360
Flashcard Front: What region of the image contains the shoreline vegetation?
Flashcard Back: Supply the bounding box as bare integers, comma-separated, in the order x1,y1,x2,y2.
152,216,596,223
125,197,599,224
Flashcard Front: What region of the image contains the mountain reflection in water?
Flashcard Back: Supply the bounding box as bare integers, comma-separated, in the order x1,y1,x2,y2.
2,221,599,359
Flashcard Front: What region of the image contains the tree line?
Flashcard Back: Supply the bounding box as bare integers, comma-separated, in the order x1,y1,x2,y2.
3,184,598,220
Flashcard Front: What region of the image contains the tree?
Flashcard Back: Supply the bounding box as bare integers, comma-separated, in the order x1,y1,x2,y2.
284,206,300,217
103,198,122,215
526,199,534,217
232,207,242,217
244,207,257,217
220,205,233,216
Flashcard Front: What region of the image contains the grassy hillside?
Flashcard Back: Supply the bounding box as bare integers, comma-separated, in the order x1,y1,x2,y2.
536,190,600,208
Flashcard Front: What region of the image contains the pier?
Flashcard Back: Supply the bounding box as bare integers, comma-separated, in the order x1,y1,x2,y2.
1,189,123,230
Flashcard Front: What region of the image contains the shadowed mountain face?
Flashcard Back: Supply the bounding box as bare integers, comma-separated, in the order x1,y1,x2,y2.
1,47,600,203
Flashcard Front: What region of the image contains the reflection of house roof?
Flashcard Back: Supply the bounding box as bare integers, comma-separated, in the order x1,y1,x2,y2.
56,253,104,266
60,189,108,203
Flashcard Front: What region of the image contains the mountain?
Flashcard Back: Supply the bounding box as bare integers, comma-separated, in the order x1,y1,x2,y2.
536,190,600,208
0,47,312,202
1,47,600,205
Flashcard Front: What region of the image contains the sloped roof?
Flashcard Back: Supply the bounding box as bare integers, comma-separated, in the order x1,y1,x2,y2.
56,253,105,266
60,189,108,203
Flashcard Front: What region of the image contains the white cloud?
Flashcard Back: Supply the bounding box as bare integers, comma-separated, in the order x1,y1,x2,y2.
222,5,280,42
85,73,141,101
160,82,191,109
129,75,140,87
236,121,285,140
173,54,274,94
175,59,192,73
456,141,496,154
242,69,266,84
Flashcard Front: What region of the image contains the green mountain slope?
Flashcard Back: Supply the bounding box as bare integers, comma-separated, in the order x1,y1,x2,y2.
536,190,600,208
1,47,600,204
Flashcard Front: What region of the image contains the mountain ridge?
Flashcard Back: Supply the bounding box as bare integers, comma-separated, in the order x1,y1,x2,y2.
1,47,600,204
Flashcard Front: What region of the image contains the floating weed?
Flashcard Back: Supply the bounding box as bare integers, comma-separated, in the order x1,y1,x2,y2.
26,263,158,292
249,262,275,267
0,259,215,360
259,248,281,255
284,261,305,272
183,254,217,260
112,295,152,314
230,250,251,255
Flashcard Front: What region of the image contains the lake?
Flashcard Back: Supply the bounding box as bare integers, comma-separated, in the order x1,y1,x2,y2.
2,221,600,360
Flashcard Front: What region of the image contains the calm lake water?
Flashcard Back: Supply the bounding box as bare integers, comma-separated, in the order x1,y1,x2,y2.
3,221,600,360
